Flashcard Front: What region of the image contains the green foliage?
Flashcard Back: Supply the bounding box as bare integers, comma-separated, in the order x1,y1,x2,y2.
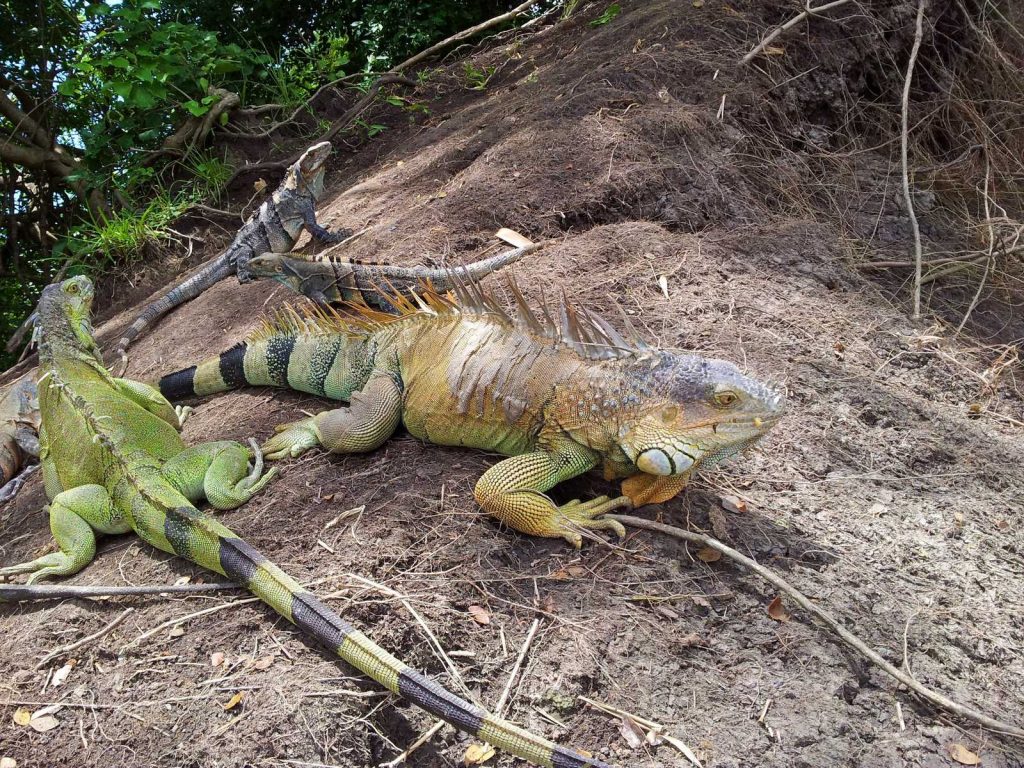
260,32,352,108
183,149,234,201
463,62,497,91
590,4,621,26
72,190,198,269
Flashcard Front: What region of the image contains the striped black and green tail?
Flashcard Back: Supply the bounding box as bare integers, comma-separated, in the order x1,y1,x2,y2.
158,305,373,402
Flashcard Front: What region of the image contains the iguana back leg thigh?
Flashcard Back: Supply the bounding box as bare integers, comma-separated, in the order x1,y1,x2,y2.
262,372,402,460
163,440,277,509
0,484,128,583
473,442,632,548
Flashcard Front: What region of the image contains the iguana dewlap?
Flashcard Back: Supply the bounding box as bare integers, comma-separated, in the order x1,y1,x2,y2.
160,279,785,546
1,276,616,768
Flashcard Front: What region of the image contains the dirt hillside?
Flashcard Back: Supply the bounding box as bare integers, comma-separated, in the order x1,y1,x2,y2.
2,2,1023,767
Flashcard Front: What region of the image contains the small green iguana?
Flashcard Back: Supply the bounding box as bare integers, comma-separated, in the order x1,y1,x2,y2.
159,279,785,546
0,373,40,503
1,275,618,768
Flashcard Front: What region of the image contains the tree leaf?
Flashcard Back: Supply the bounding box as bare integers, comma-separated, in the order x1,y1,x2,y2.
468,605,490,625
948,744,981,765
12,708,31,726
28,715,59,733
464,743,495,764
222,692,245,711
696,546,721,563
767,596,790,622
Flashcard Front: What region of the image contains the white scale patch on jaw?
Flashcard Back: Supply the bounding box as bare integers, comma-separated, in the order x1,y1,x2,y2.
636,447,696,476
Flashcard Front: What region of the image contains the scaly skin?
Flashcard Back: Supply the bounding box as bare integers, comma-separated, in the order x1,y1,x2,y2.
3,276,615,768
115,141,351,364
248,243,540,307
0,372,41,503
160,283,786,547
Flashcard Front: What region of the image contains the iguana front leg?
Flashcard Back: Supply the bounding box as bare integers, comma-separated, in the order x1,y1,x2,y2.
163,439,277,509
113,378,190,429
299,199,352,244
473,440,631,548
0,484,128,584
262,372,402,460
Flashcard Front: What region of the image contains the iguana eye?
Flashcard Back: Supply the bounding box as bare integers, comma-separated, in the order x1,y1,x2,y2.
65,282,79,295
714,390,739,407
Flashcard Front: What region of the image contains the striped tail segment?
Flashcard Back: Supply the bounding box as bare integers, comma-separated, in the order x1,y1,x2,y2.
166,507,613,768
116,251,236,358
158,319,368,402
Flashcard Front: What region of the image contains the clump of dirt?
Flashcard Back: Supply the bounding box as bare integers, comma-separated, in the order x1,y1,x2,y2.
3,2,1024,768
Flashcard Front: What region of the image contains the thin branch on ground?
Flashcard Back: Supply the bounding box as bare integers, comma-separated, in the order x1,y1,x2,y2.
0,580,239,602
903,0,928,318
393,0,539,74
957,154,994,333
740,0,852,65
35,607,134,669
119,596,261,653
609,514,1024,740
495,617,541,717
379,721,446,768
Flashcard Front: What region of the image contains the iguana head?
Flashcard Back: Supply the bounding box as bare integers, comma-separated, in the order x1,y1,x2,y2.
284,141,333,200
612,352,785,477
36,275,101,362
248,253,332,295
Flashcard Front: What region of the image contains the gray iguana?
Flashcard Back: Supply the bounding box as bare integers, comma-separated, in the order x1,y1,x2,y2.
0,275,618,768
0,373,40,503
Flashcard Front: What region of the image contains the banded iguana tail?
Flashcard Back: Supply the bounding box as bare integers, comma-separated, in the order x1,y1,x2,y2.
160,279,785,546
0,373,41,503
1,276,617,768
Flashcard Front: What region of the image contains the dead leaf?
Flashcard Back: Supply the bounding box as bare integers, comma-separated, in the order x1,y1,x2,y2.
677,632,702,648
719,495,747,514
28,715,59,733
173,576,191,586
995,519,1010,531
1,756,17,768
12,708,30,726
763,45,785,55
251,655,275,671
168,625,185,638
50,662,73,687
253,178,267,193
468,605,490,625
619,716,645,749
31,705,61,720
463,742,496,764
658,274,669,298
222,692,245,711
696,547,721,563
210,652,225,667
949,744,981,765
767,596,791,622
551,565,586,579
692,0,704,7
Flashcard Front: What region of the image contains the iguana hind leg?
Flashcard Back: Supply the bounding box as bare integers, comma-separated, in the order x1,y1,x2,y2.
0,484,127,584
262,372,402,460
473,442,631,548
163,440,277,509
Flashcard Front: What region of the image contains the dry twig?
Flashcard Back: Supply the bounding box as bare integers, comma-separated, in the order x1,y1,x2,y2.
609,514,1024,739
903,0,928,317
740,0,852,65
36,608,133,669
0,581,239,602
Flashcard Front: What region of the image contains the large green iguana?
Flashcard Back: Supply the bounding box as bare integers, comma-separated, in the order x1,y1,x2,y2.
114,140,535,363
0,373,40,503
0,276,618,768
159,280,786,546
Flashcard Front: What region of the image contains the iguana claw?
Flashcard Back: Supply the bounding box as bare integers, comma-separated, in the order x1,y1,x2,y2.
262,417,320,460
175,405,193,428
556,495,631,548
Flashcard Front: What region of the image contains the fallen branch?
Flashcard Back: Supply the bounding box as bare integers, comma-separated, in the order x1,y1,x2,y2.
740,0,852,65
0,580,239,602
393,0,539,74
35,607,134,669
609,513,1024,739
903,0,928,318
